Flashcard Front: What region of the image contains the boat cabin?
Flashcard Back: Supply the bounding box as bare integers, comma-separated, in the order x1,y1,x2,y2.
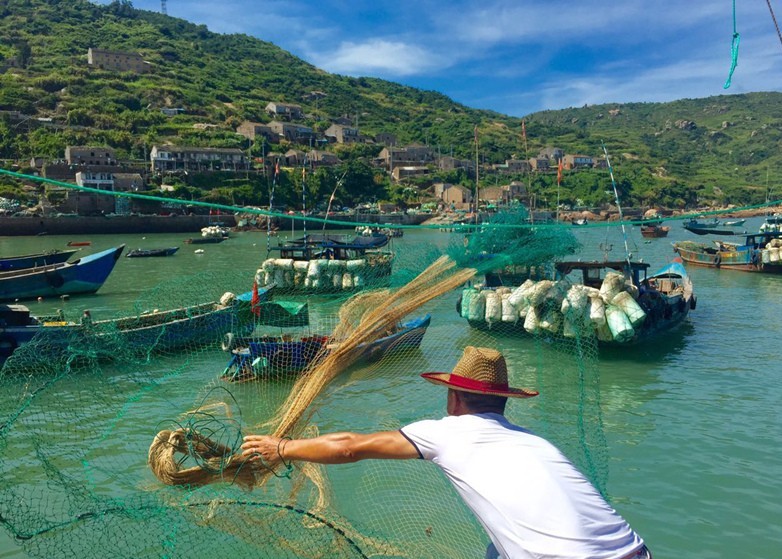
270,233,389,261
554,260,651,289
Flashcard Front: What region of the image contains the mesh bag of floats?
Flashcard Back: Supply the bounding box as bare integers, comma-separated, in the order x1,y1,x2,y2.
0,205,624,559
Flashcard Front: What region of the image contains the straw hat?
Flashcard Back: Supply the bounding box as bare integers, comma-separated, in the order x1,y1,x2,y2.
421,346,538,398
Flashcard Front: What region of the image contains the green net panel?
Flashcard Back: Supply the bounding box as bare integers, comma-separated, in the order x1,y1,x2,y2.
0,203,614,559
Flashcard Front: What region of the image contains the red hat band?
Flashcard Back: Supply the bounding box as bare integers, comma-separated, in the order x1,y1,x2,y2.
446,373,510,393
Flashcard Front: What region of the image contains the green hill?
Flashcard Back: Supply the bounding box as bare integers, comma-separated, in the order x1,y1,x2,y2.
1,0,780,210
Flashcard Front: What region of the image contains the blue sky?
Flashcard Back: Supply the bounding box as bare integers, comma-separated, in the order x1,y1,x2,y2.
97,1,782,117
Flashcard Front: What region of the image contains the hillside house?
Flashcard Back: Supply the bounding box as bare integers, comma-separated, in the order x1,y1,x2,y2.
265,102,303,121
563,154,594,170
540,147,565,162
308,150,341,168
439,156,475,173
65,146,117,166
268,121,315,144
324,124,361,144
529,157,550,172
87,48,150,73
434,183,472,210
374,132,397,146
236,121,278,143
150,146,248,172
377,145,435,169
391,166,430,181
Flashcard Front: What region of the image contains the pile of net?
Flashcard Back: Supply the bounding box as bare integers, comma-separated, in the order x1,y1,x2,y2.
0,207,607,559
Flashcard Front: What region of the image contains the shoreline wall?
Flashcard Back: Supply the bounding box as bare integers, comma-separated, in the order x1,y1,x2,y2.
0,215,237,236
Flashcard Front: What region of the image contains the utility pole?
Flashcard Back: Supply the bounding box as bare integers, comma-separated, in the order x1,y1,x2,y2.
161,0,167,15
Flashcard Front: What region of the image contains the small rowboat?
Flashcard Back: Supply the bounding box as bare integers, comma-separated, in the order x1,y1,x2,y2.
67,241,92,247
126,247,179,258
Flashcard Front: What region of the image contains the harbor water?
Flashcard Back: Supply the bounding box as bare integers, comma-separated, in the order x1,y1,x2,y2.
1,218,780,558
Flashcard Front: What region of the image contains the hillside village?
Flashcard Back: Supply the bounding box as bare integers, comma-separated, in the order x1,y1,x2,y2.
4,49,612,217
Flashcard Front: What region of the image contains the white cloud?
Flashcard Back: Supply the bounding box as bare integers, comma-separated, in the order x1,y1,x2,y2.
310,39,447,77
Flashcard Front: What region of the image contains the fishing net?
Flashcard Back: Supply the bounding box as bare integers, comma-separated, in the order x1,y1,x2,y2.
0,203,614,559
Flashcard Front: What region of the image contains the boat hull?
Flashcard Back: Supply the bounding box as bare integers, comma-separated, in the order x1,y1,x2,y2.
673,236,782,273
222,314,430,380
0,249,79,271
0,246,125,302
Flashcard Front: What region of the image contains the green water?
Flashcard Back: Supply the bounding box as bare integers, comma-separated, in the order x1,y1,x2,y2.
1,221,781,557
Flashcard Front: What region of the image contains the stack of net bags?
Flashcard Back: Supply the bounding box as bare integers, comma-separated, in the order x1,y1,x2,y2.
460,271,647,343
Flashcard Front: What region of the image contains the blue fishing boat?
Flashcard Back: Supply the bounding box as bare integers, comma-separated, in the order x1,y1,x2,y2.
0,249,79,271
673,231,782,273
221,313,431,381
0,289,269,364
0,245,125,302
682,218,736,236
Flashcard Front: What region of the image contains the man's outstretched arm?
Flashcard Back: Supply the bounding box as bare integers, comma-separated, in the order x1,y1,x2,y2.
241,431,419,466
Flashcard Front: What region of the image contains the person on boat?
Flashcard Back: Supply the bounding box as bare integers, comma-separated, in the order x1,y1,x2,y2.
242,346,650,559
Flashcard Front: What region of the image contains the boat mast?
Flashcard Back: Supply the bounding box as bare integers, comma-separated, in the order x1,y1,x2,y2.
474,125,479,226
601,142,632,267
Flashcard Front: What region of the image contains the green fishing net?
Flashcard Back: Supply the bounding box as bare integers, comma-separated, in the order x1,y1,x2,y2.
0,204,610,559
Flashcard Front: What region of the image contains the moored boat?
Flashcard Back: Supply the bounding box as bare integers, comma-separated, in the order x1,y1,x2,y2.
0,289,267,364
722,219,746,227
673,231,782,272
682,218,737,236
257,233,393,292
640,224,670,238
126,247,179,258
0,245,125,302
0,249,80,271
221,313,431,381
184,236,225,244
66,241,92,247
457,258,695,346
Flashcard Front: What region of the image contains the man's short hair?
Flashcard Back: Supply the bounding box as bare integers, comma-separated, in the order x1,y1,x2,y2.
458,391,507,413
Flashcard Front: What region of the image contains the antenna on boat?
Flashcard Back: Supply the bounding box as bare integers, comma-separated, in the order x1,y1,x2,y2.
322,171,346,233
601,141,632,266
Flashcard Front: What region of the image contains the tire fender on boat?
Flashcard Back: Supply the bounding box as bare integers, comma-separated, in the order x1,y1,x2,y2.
221,332,236,352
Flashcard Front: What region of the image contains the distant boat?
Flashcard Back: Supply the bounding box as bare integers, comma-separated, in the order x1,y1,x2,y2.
722,219,746,227
0,245,125,302
184,236,225,245
66,241,92,247
571,218,589,226
0,249,79,271
640,224,670,238
673,231,782,273
126,247,179,258
683,219,736,236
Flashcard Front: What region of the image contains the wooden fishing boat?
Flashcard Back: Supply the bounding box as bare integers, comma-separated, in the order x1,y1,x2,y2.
673,231,782,273
640,224,670,238
0,249,79,271
458,258,695,346
0,288,269,364
258,233,394,292
0,245,125,302
221,313,431,381
126,247,179,258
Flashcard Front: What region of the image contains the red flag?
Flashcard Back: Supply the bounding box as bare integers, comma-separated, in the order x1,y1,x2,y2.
251,281,261,316
557,159,563,185
521,120,527,140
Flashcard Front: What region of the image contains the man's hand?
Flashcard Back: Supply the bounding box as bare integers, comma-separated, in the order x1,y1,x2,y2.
241,435,285,466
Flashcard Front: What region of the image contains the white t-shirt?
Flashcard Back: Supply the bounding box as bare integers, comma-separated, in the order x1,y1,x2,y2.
400,413,644,559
